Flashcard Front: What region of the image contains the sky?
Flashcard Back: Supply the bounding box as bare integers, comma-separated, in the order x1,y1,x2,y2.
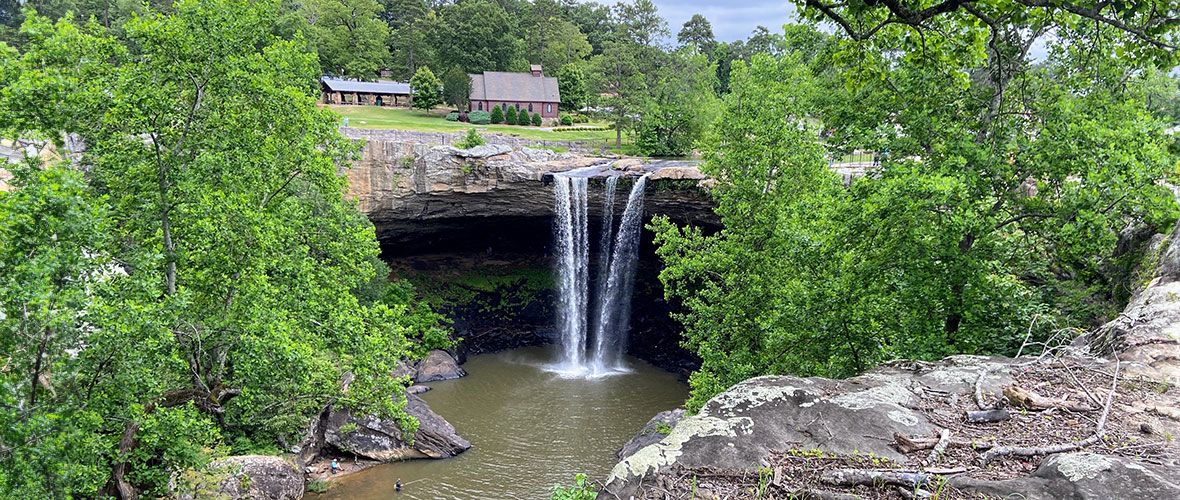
643,1,800,43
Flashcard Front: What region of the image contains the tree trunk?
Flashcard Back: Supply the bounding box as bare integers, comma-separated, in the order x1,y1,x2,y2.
944,232,976,344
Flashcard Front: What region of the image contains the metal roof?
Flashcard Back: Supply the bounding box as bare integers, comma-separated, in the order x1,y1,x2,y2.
469,71,560,103
321,77,410,94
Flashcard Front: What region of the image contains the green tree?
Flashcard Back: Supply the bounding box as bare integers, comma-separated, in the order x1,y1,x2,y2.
655,7,1180,410
557,62,587,112
442,66,472,111
1,2,433,496
531,111,542,126
676,13,714,57
490,104,504,123
589,40,646,147
505,104,518,125
430,0,521,73
410,65,443,112
381,0,433,80
636,49,718,156
542,19,592,69
304,0,391,77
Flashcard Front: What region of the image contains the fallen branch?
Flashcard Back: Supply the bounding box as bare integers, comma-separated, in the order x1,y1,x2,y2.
927,429,952,463
820,469,932,489
894,432,995,453
980,359,1120,465
1003,386,1096,412
966,409,1011,423
787,489,864,500
1058,359,1102,407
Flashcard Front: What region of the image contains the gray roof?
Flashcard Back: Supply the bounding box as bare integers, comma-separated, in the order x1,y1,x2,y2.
321,77,410,95
469,71,559,103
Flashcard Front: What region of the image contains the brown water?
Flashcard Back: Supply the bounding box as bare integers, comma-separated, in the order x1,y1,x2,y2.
311,346,688,500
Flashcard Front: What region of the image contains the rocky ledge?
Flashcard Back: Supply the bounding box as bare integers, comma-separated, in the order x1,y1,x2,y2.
602,227,1180,499
341,135,719,249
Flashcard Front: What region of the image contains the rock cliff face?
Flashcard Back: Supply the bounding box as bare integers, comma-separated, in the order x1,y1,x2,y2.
342,137,718,251
602,229,1180,499
178,455,304,500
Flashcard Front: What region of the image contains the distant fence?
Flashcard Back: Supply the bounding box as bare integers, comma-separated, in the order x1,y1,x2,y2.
339,128,613,155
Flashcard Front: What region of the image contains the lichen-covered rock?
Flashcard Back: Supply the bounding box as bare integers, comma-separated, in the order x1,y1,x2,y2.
1088,221,1180,384
617,409,685,460
177,455,303,500
324,393,470,461
951,452,1180,499
601,356,1013,498
415,349,467,383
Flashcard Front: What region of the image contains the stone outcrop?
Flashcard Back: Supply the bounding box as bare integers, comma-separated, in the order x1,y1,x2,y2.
617,409,686,460
1087,221,1180,385
340,132,718,248
414,349,467,382
951,452,1180,499
323,393,470,461
178,455,303,500
601,228,1180,499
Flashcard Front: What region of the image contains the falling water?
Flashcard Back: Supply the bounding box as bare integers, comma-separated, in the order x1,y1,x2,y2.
553,175,590,368
551,173,649,376
590,175,648,371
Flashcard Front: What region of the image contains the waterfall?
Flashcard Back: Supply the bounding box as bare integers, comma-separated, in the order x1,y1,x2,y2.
553,175,590,368
551,173,649,376
590,175,648,370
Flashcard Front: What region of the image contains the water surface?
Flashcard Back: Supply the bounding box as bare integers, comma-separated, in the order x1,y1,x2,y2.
312,346,688,499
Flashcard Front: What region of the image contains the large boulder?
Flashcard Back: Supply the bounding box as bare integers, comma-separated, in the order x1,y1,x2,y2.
414,349,467,382
324,393,470,461
601,356,1014,497
951,452,1180,499
617,409,686,461
177,455,303,500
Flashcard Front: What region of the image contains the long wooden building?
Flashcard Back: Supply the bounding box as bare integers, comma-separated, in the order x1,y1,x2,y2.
321,77,411,107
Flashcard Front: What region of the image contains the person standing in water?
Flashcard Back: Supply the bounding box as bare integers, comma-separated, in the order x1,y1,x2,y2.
395,478,402,492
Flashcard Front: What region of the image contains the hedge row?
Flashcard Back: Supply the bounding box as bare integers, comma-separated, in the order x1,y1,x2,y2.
554,126,611,132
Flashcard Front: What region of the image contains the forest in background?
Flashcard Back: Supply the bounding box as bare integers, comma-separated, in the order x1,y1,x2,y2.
3,0,1180,497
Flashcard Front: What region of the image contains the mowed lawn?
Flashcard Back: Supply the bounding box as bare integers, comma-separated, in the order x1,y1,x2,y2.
326,105,621,143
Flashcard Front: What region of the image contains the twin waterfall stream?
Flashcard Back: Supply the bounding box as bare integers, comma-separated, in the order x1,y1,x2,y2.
551,173,650,377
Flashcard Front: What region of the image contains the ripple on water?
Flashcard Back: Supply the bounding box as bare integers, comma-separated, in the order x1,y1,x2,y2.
309,346,688,500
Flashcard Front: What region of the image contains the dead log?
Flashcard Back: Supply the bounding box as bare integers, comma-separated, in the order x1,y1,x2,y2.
966,409,1011,423
894,432,995,453
927,429,952,463
787,489,864,500
820,469,933,489
1003,386,1096,412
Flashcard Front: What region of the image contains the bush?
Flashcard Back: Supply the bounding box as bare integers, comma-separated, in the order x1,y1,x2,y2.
468,110,491,125
573,114,590,124
505,106,518,125
445,111,459,121
490,106,503,124
550,474,596,500
554,126,610,132
560,114,573,126
457,128,486,149
532,112,542,126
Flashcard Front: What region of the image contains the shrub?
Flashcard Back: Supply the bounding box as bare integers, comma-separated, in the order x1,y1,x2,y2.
490,106,503,124
560,114,573,126
573,114,590,123
505,106,518,125
457,128,486,149
445,111,459,121
532,112,542,126
468,110,491,125
550,474,596,500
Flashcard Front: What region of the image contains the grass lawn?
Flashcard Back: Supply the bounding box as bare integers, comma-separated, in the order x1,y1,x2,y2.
327,105,625,144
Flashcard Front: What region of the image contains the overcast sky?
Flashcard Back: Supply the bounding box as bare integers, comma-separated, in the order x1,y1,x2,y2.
642,0,800,43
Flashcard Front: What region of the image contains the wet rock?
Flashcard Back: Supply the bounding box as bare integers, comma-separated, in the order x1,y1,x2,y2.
617,409,686,460
415,349,467,382
324,393,470,461
649,166,705,181
951,452,1180,499
178,455,303,500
